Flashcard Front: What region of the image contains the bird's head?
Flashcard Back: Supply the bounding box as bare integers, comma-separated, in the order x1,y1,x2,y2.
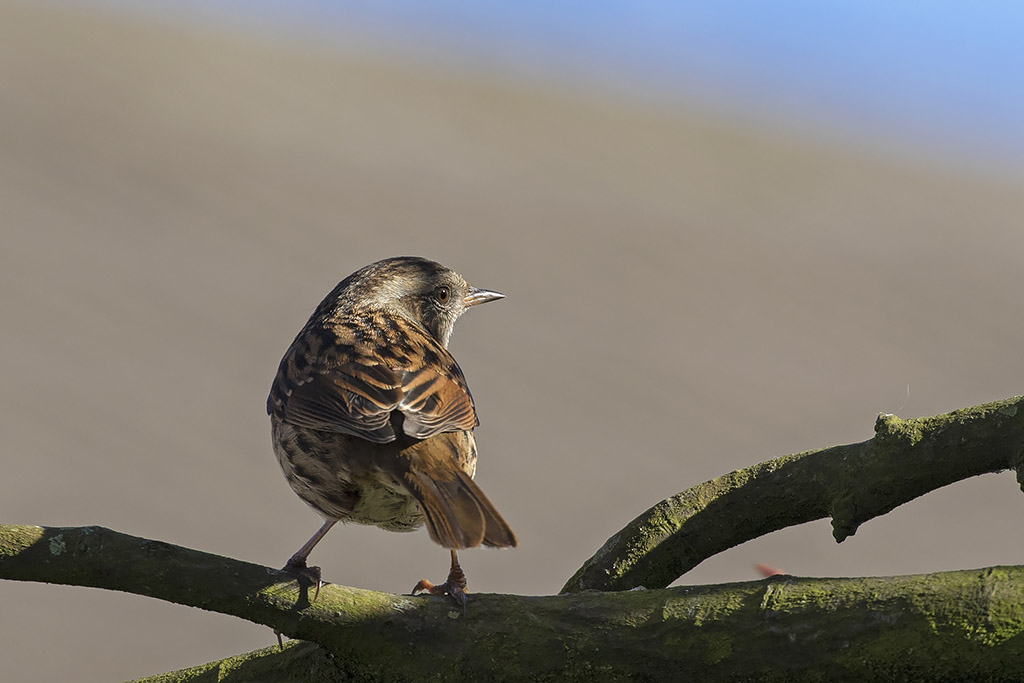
340,256,504,347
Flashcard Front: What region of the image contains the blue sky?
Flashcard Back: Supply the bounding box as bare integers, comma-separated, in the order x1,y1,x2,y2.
103,1,1024,169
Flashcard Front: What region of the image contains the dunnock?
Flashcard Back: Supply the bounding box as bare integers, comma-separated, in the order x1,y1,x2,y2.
267,256,516,604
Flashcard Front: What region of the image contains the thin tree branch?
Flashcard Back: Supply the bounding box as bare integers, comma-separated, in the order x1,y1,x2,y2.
562,395,1024,593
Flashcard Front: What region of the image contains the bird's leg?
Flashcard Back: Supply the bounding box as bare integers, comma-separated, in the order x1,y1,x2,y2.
411,549,469,608
285,518,337,569
275,519,338,644
283,518,337,601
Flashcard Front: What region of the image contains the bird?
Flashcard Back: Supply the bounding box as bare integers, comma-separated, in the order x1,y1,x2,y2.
267,256,517,605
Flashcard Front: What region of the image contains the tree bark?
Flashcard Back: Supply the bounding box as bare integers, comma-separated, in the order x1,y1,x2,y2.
563,395,1024,592
3,524,1024,682
2,395,1023,681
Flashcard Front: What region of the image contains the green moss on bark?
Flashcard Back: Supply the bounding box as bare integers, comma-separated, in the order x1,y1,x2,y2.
565,395,1024,593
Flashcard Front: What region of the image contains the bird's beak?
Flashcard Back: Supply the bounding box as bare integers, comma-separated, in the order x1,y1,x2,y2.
464,287,505,307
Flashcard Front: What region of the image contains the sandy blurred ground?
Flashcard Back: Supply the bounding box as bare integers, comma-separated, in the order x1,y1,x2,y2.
2,2,1024,680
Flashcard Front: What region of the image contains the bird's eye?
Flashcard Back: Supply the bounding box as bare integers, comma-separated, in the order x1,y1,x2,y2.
434,285,450,304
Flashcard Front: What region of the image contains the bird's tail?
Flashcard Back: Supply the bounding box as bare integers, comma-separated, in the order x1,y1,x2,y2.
399,441,517,550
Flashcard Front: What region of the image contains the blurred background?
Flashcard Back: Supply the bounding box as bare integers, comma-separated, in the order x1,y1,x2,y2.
2,1,1023,680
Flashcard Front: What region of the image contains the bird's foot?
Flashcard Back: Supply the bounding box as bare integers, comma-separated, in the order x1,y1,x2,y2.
274,558,323,648
411,578,468,609
411,551,469,609
282,557,324,603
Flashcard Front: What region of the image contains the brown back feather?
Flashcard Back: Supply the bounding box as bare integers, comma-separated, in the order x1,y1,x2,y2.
267,311,478,442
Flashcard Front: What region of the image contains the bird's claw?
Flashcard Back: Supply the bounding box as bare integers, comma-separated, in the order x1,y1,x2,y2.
283,558,324,602
411,578,468,609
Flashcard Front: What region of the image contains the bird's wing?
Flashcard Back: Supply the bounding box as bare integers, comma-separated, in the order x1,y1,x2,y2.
267,318,478,443
396,340,479,440
270,360,403,442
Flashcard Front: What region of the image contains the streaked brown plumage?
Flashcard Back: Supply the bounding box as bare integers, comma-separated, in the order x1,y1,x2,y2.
268,256,516,604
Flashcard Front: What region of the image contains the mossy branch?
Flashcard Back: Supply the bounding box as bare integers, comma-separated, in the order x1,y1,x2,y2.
4,524,1024,681
563,395,1024,593
4,395,1024,681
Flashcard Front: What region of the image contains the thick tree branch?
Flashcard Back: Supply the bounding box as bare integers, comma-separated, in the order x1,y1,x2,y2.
563,395,1024,593
3,524,1024,682
5,395,1024,680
